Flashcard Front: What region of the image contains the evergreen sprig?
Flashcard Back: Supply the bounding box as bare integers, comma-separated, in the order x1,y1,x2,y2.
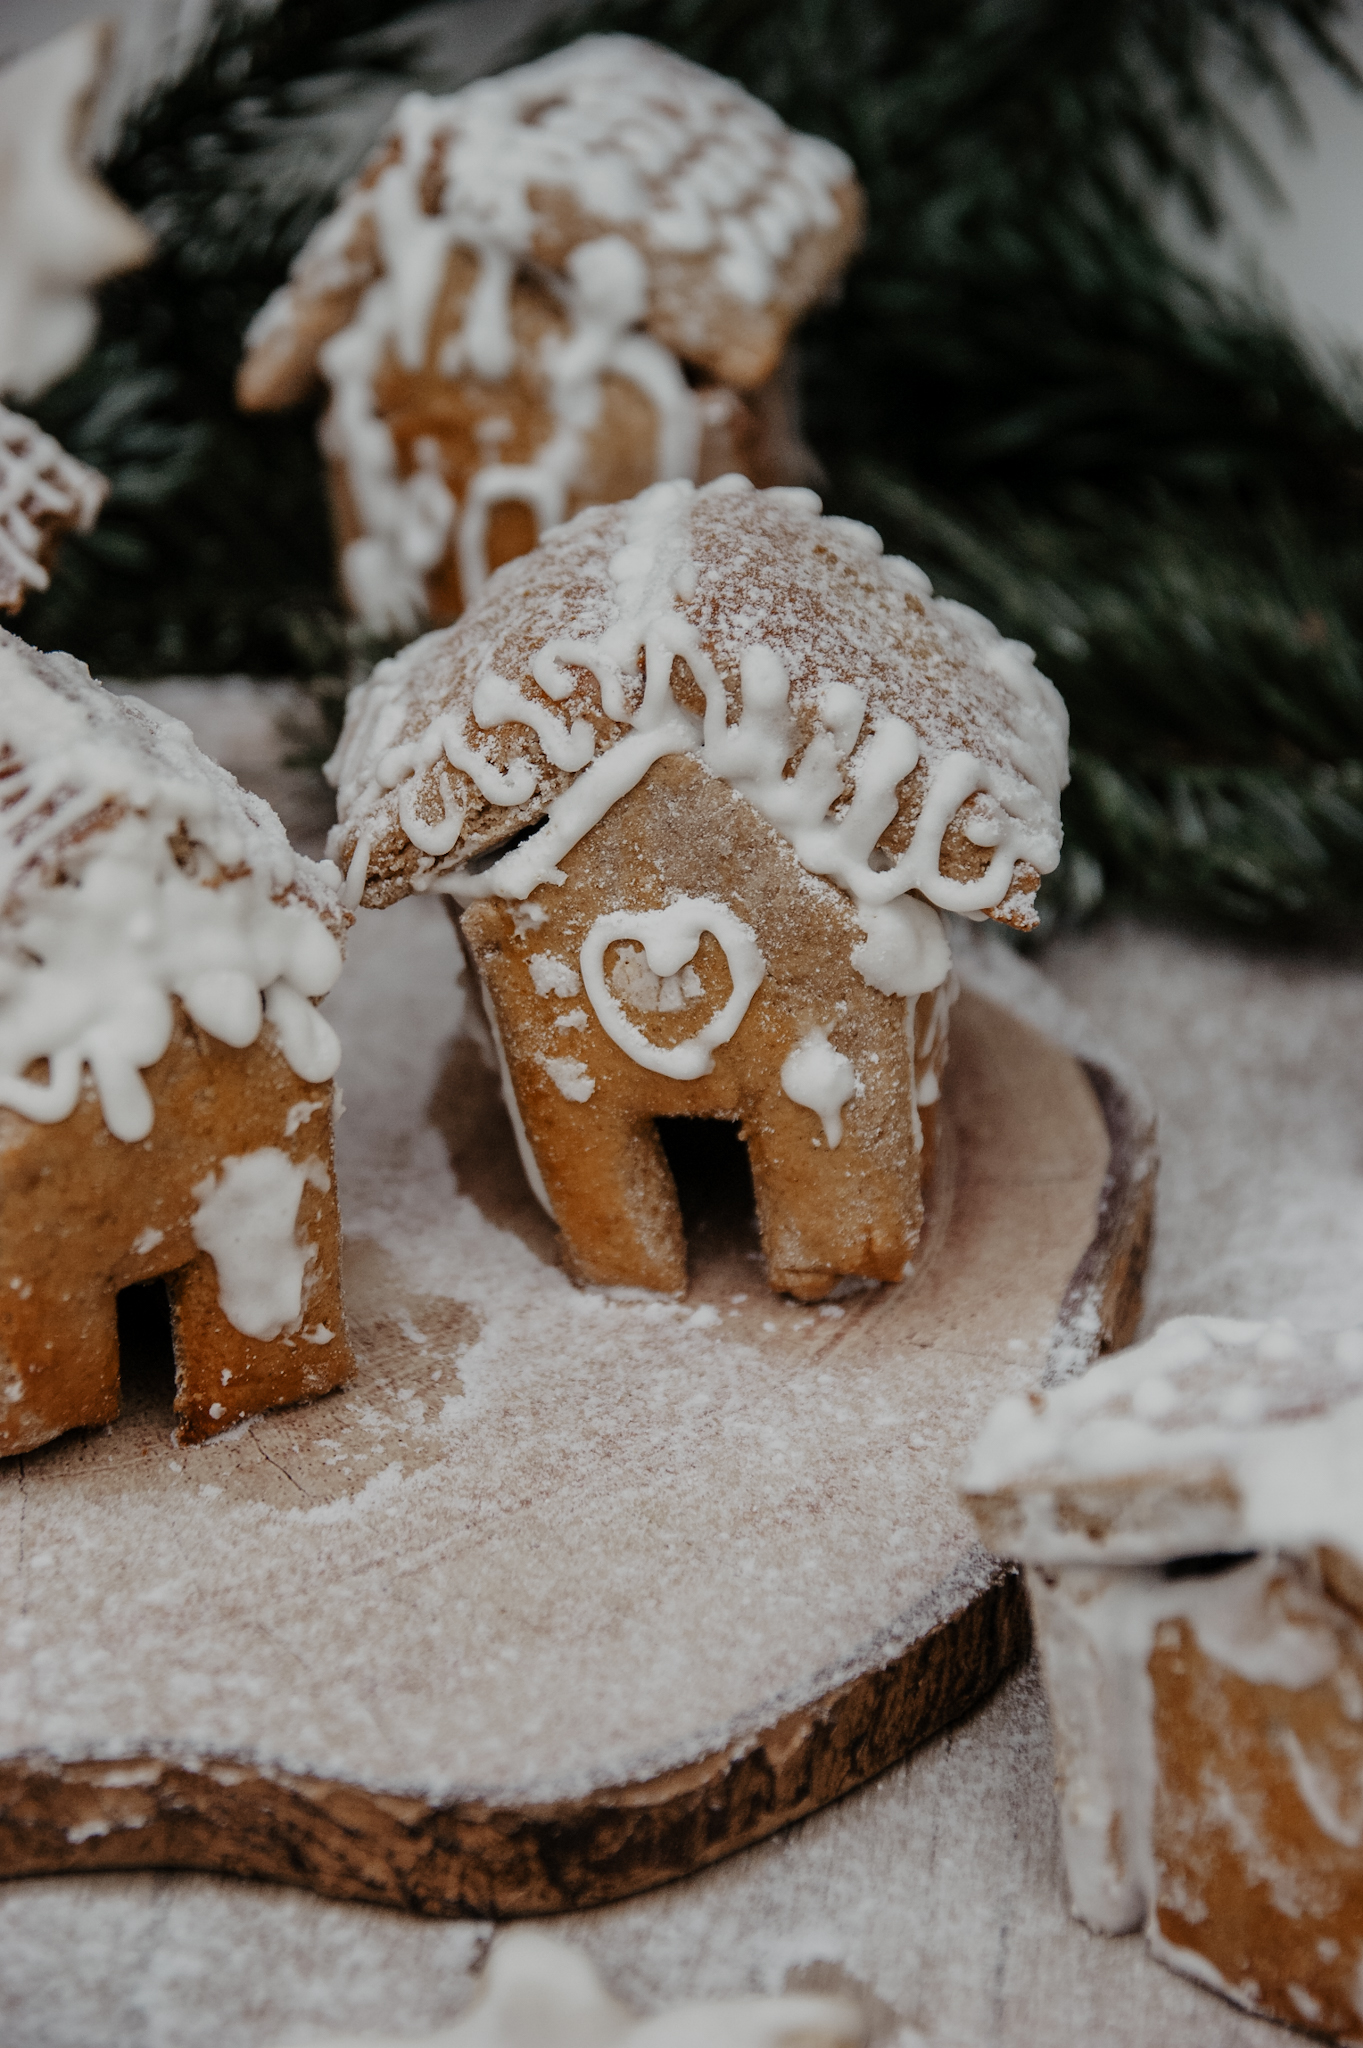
24,0,1363,933
25,0,450,677
532,0,1363,933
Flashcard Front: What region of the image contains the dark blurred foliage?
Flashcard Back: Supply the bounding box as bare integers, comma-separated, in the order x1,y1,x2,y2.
25,0,451,678
24,0,1363,933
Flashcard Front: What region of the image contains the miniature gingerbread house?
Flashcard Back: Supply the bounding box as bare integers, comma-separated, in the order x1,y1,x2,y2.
0,403,106,615
327,475,1068,1300
236,35,863,636
963,1315,1363,2042
0,630,354,1452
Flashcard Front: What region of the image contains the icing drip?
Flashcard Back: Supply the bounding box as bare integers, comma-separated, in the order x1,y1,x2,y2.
0,404,106,612
403,481,979,1011
432,482,1043,965
780,1028,856,1147
253,37,853,632
580,897,765,1079
0,636,345,1140
190,1149,328,1341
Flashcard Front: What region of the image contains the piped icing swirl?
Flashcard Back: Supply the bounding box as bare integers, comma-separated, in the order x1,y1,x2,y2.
328,476,1069,960
0,633,347,1141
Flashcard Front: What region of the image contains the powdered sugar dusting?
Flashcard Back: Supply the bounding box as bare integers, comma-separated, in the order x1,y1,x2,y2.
0,634,346,1138
965,1313,1363,1563
328,481,1068,944
0,884,1107,1805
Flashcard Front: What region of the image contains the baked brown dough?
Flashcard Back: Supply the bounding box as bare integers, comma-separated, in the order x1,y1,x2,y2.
0,631,354,1454
965,1317,1363,2043
329,478,1067,1300
458,754,948,1299
237,36,863,633
0,1008,349,1451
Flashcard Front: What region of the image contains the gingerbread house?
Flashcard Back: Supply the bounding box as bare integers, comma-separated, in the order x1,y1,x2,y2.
236,35,863,636
0,630,354,1452
0,402,106,615
963,1315,1363,2042
327,475,1068,1300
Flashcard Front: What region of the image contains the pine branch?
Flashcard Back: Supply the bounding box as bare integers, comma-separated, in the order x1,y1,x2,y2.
531,0,1363,935
23,0,1363,936
23,0,458,677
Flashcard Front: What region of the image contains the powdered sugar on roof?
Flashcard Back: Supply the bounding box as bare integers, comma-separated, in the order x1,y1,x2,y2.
0,633,347,1139
328,477,1069,936
963,1313,1363,1565
251,33,853,356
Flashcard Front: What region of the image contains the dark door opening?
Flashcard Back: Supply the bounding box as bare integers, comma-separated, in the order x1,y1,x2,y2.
115,1278,176,1428
656,1116,759,1264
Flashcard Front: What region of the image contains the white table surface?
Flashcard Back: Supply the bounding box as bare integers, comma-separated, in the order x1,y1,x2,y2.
5,681,1361,2048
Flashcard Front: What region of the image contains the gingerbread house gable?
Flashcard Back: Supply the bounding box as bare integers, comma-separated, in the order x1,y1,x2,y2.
963,1317,1363,2041
459,747,953,1298
0,631,355,1451
329,477,1067,1299
237,36,864,630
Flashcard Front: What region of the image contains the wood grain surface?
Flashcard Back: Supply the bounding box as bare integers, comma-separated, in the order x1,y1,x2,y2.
0,965,1154,1917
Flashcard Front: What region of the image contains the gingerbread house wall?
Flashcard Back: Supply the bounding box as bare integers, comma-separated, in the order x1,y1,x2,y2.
1029,1549,1363,2041
0,1006,352,1455
322,242,821,628
457,752,947,1301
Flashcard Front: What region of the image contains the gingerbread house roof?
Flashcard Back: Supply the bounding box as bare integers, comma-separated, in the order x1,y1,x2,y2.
328,476,1069,952
0,404,106,614
237,34,863,413
963,1314,1363,1567
0,631,347,1141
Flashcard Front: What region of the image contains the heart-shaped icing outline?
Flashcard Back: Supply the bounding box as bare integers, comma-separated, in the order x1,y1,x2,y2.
580,898,766,1081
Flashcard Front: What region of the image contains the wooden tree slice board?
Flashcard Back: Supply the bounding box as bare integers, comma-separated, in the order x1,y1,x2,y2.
0,901,1154,1917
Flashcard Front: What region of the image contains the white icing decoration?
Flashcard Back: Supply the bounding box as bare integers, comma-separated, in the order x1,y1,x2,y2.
964,1313,1363,1565
131,1225,163,1256
850,895,951,1000
190,1149,328,1342
265,980,343,1085
538,1053,595,1103
283,1099,321,1136
580,897,765,1080
331,1927,867,2048
0,403,105,611
780,1028,856,1147
610,943,702,1012
257,37,852,632
0,637,345,1141
472,672,596,774
437,481,1036,960
397,764,464,857
527,953,581,999
555,1008,588,1032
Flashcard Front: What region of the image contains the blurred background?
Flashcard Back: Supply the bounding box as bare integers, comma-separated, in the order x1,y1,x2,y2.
8,0,1363,940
